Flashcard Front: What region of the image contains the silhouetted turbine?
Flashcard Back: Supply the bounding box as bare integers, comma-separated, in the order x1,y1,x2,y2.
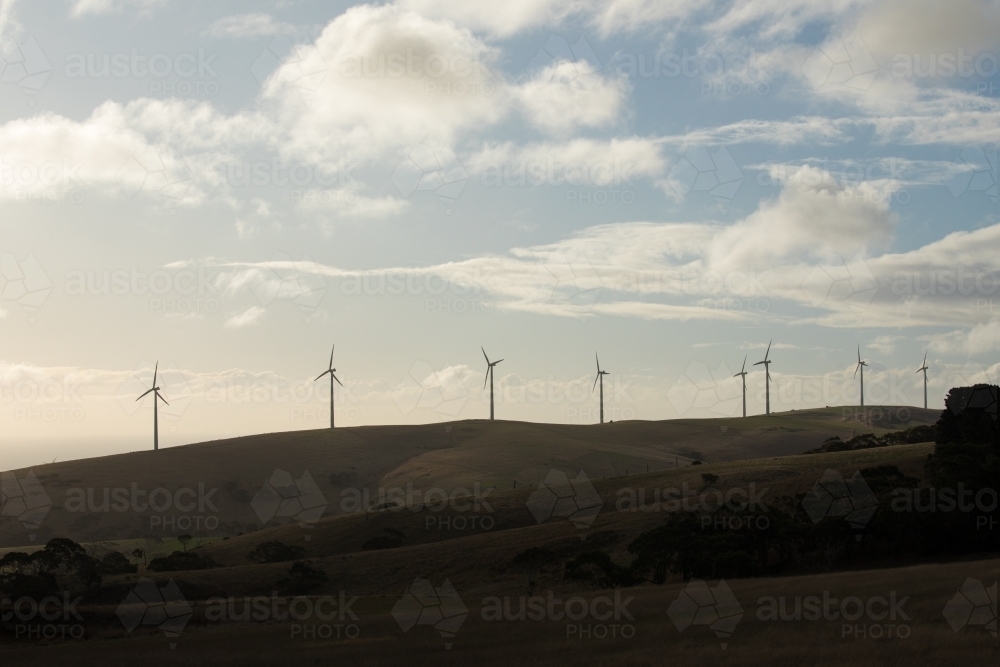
916,352,929,410
734,355,748,418
314,344,343,429
482,347,503,421
855,345,869,409
135,361,169,451
753,340,773,415
593,353,610,424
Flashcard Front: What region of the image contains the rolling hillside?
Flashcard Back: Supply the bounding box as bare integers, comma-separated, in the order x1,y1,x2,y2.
1,406,938,548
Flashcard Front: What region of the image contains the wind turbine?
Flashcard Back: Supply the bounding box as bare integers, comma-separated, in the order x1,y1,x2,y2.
916,352,929,409
734,355,748,418
593,354,610,424
855,346,868,408
314,344,343,429
482,347,503,421
753,340,773,415
136,362,168,451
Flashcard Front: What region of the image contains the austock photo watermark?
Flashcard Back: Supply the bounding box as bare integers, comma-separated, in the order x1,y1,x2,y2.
2,591,85,641
202,591,361,640
616,481,770,529
1,372,85,424
64,48,220,98
391,143,642,210
62,482,221,534
805,468,998,534
481,589,636,640
607,47,770,98
756,589,913,640
338,47,498,97
63,253,329,321
0,158,85,204
341,482,496,532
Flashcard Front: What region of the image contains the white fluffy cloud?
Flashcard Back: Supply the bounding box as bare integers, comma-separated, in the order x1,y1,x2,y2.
708,165,897,271
516,60,629,134
263,5,506,166
926,320,1000,356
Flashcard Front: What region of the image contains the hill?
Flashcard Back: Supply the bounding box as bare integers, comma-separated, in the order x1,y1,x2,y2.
0,406,938,548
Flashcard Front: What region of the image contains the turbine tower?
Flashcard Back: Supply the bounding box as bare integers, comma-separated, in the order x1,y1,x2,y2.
753,340,773,415
593,353,610,424
482,347,503,421
136,361,168,451
734,355,748,418
314,344,343,429
916,352,929,409
855,346,868,408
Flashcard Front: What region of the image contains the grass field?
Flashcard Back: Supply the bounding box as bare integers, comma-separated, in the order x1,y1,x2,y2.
0,406,939,548
2,558,996,666
6,406,994,666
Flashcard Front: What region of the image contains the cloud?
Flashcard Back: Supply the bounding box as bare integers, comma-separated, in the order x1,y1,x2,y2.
71,0,167,17
926,320,1000,356
707,165,897,271
393,0,581,38
0,100,262,205
0,0,18,34
659,117,854,147
467,137,665,188
224,306,266,329
856,0,1000,57
205,13,297,38
395,0,719,38
292,188,409,218
187,165,999,328
868,335,903,355
263,5,507,167
516,60,629,134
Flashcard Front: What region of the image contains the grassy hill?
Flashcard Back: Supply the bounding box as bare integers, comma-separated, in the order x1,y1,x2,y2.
0,407,938,548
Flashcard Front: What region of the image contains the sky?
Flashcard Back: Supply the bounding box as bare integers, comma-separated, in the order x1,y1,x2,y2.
1,0,999,469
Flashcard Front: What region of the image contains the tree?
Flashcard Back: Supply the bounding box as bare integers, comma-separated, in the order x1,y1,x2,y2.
178,534,193,552
700,473,720,489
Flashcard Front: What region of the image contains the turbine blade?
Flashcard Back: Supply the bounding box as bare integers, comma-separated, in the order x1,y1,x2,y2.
482,347,490,365
753,361,764,366
741,355,746,374
153,361,158,387
156,390,169,406
593,374,599,392
332,373,344,387
136,388,154,401
495,359,504,365
484,366,489,390
854,363,860,378
596,353,600,374
314,369,331,381
857,345,861,364
329,344,335,371
764,339,771,361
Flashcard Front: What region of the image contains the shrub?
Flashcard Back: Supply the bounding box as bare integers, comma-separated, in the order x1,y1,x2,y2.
247,542,306,564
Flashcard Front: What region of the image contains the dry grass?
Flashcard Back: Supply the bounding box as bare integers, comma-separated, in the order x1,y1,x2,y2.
3,558,996,666
1,407,938,549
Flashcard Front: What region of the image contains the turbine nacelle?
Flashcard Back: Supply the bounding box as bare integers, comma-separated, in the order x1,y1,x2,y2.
593,353,610,392
854,345,869,378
